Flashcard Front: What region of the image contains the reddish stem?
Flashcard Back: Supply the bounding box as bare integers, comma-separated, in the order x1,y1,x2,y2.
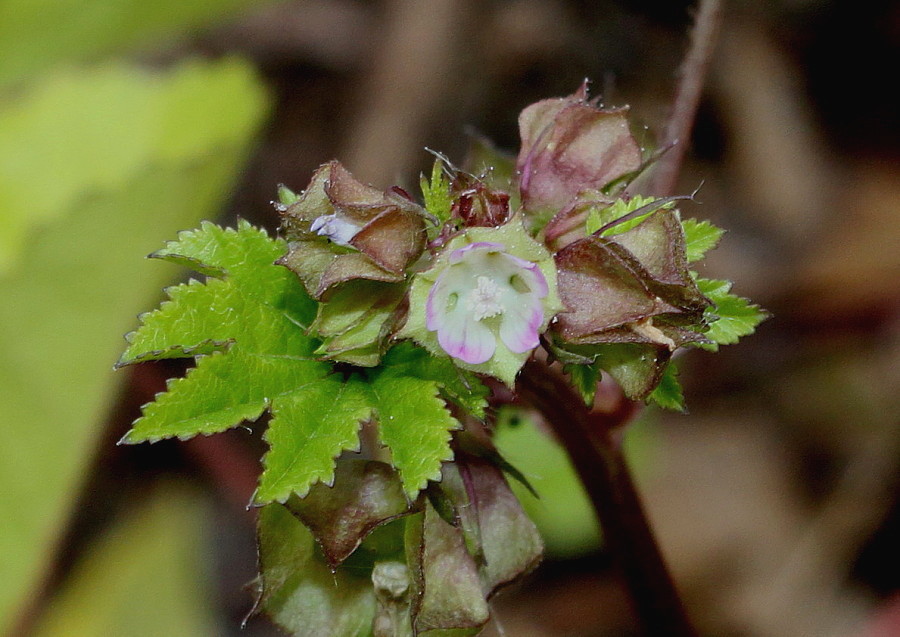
517,360,697,637
645,0,723,197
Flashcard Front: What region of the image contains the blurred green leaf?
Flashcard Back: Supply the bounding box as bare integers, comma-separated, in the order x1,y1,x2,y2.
492,409,600,557
0,59,268,634
0,59,267,273
0,0,270,89
32,484,219,637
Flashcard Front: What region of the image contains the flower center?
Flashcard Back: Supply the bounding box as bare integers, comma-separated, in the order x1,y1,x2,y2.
466,276,505,321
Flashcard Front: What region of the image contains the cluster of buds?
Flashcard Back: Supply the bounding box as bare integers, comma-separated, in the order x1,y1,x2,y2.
277,83,712,398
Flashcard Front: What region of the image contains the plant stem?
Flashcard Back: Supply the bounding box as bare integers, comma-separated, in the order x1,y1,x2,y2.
518,360,698,637
645,0,723,197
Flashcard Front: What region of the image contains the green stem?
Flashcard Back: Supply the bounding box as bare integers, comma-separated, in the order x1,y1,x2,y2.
518,360,697,637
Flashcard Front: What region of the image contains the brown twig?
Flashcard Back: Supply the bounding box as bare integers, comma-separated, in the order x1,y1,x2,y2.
645,0,723,197
517,360,698,637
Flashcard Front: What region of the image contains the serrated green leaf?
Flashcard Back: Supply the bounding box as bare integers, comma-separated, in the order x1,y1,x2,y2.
585,195,674,237
682,218,724,263
256,377,374,503
151,219,285,278
256,504,376,637
420,159,452,224
120,223,317,366
704,295,768,349
647,362,686,412
369,375,461,499
563,363,600,406
381,343,489,419
696,277,768,350
121,223,330,444
124,348,326,443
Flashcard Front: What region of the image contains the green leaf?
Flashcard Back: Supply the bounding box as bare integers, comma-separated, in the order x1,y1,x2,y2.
420,159,452,224
381,343,489,419
585,195,674,237
647,362,686,412
125,349,325,443
492,409,600,557
563,363,600,406
120,221,317,365
682,218,724,263
32,485,218,637
0,60,267,635
368,374,461,499
696,277,768,350
256,504,376,637
0,0,264,89
256,378,374,503
123,224,387,505
0,60,266,274
120,223,332,446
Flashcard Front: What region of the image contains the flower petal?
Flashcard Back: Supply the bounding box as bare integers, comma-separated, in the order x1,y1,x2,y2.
499,294,543,353
426,267,469,331
438,311,496,364
426,270,452,331
502,254,549,297
449,241,504,264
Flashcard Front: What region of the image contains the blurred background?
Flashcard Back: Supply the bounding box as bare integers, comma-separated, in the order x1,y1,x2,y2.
1,0,897,635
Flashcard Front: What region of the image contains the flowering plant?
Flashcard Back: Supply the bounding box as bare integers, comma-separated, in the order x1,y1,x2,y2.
118,84,764,636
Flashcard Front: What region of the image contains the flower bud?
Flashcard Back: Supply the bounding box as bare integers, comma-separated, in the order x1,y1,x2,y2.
516,83,641,219
277,161,427,299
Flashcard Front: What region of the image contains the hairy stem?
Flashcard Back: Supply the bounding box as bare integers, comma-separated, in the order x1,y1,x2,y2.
518,360,697,637
645,0,723,197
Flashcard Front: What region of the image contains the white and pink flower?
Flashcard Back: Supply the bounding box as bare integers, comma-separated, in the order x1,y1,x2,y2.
400,217,562,385
425,242,548,364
